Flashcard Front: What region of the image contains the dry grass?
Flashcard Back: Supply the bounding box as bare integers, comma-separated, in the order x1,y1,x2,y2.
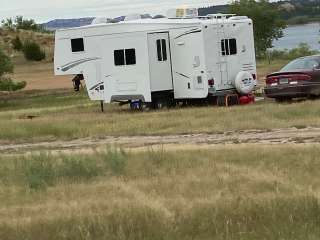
0,144,320,239
1,91,320,143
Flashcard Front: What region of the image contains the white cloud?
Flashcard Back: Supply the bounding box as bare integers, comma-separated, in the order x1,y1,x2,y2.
1,0,229,23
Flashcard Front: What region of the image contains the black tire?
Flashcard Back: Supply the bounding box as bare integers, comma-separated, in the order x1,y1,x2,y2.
130,100,143,111
217,96,226,106
308,95,319,100
275,97,292,103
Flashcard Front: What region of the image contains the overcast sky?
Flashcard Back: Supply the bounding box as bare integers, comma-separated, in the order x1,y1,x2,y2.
1,0,230,23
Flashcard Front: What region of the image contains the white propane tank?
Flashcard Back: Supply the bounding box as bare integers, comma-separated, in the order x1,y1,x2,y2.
234,71,255,95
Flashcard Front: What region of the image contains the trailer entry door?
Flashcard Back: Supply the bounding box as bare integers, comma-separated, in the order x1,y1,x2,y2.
148,32,173,92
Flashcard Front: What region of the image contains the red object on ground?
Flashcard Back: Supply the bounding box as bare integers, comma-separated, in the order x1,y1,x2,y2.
239,94,255,105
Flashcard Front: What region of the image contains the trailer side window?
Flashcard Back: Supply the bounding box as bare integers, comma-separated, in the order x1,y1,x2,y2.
114,50,125,66
162,39,167,61
221,40,226,56
229,39,237,55
125,49,136,65
221,39,237,56
114,49,136,66
157,40,162,61
156,39,168,62
71,38,84,52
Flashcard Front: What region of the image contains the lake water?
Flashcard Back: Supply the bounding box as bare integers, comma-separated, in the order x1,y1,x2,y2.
273,23,320,50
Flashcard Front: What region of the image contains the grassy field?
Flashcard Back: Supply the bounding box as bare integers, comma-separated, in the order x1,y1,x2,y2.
1,34,319,239
1,91,320,143
0,145,320,239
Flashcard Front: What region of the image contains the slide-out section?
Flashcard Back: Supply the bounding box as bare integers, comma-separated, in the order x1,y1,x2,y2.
171,27,208,99
101,32,151,103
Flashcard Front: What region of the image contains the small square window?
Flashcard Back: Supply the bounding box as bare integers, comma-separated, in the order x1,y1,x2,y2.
114,50,125,66
221,38,237,56
71,38,84,52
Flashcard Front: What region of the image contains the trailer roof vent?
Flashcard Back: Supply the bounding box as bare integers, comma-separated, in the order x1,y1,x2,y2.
166,7,198,18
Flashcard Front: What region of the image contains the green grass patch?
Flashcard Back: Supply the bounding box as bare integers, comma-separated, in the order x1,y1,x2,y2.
0,148,128,190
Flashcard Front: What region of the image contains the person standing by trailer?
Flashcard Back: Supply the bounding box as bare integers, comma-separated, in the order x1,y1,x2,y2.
72,74,84,91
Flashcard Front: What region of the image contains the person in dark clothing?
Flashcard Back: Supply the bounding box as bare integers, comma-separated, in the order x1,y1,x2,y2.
72,74,84,91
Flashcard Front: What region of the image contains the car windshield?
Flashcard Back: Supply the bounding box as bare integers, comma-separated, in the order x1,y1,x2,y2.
281,57,320,72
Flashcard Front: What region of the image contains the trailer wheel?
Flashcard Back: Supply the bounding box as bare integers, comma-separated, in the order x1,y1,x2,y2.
217,96,226,107
130,100,143,111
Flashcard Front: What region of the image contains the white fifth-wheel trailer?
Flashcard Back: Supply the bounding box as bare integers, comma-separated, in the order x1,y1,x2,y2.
54,8,257,109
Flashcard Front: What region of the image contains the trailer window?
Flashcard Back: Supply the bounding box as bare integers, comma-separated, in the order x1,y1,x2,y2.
156,39,168,61
229,39,237,55
162,39,167,61
125,49,136,65
114,49,136,66
71,38,84,52
221,39,237,56
157,40,162,61
114,50,125,66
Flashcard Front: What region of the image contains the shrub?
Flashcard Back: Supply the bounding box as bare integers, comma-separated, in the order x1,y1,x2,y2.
21,153,56,190
0,47,26,92
103,148,128,175
11,36,23,51
265,43,319,61
0,48,13,77
58,156,101,181
23,41,45,61
0,77,26,91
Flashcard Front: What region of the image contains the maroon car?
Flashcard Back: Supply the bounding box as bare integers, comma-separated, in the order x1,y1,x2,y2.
265,55,320,102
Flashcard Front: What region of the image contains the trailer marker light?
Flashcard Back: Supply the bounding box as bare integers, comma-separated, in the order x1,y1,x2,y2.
208,79,214,86
252,74,256,80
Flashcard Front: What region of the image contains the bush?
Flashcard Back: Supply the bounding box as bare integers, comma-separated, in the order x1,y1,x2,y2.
0,48,13,77
21,153,56,190
264,43,319,61
11,36,23,51
103,148,128,175
0,77,26,91
58,156,102,181
23,41,45,61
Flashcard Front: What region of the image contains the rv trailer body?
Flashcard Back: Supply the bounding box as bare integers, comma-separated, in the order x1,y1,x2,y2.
54,16,256,103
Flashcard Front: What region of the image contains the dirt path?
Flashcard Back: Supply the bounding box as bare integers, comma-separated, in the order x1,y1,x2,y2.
2,127,320,154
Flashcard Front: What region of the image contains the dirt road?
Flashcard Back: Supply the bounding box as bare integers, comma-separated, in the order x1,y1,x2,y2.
2,127,320,154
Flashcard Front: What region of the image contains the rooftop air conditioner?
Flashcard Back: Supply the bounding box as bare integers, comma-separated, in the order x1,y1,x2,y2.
166,7,198,18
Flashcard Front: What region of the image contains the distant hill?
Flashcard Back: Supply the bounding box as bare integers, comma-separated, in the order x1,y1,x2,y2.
42,0,320,31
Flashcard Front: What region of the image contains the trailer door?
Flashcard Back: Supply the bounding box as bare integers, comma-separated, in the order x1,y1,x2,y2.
148,33,173,92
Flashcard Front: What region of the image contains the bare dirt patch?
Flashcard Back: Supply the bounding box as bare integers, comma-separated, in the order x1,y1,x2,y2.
2,127,320,154
13,61,72,90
